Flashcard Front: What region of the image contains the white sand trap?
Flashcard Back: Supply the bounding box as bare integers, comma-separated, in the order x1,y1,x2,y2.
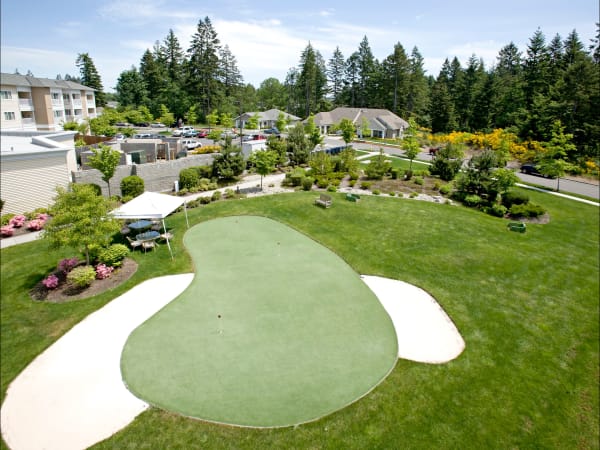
0,274,194,450
361,275,465,364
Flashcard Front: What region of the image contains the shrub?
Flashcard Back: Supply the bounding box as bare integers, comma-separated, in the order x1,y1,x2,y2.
67,266,96,288
290,169,305,186
9,215,26,228
82,183,102,196
463,194,482,207
404,170,413,181
1,225,14,237
413,176,424,185
389,191,396,196
120,175,145,198
433,181,441,191
211,190,222,201
410,191,418,198
510,203,546,218
302,177,314,191
98,244,129,267
26,219,46,231
391,168,399,179
372,189,381,195
360,181,372,190
42,274,60,289
58,257,79,274
316,177,329,189
489,203,508,217
200,196,212,204
439,184,452,195
1,213,15,226
502,190,529,208
179,168,199,190
95,264,114,280
327,185,337,193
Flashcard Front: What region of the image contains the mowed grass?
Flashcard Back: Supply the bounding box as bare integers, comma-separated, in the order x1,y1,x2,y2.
1,189,598,449
359,154,430,171
121,216,397,427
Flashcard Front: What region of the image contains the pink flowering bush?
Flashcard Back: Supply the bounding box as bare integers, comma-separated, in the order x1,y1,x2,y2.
58,257,79,274
8,215,26,228
26,219,46,231
36,213,49,221
95,263,114,280
1,225,14,237
42,274,59,289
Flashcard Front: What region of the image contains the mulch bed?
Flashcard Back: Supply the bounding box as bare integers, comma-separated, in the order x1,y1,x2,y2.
29,258,138,303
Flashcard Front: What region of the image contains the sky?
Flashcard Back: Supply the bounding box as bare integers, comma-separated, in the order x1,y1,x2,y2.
1,0,597,93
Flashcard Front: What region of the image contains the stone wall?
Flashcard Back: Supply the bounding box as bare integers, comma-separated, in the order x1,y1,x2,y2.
72,154,215,196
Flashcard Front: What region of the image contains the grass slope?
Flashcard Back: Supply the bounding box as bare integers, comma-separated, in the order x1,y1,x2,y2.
1,189,598,449
121,216,397,427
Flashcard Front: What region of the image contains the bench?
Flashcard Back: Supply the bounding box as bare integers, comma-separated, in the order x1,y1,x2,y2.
346,193,361,202
507,222,526,233
314,193,332,208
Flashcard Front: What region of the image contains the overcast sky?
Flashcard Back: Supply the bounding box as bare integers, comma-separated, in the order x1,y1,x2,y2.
1,0,597,92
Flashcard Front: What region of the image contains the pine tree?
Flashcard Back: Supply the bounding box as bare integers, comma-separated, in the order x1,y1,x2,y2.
162,29,184,82
219,44,243,97
327,46,345,106
186,17,222,119
297,42,327,116
407,47,430,123
356,36,377,107
76,53,106,106
380,42,410,116
116,66,148,107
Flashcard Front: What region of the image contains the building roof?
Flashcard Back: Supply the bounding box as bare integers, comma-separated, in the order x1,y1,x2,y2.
312,107,408,131
0,131,76,159
239,109,300,121
0,73,95,92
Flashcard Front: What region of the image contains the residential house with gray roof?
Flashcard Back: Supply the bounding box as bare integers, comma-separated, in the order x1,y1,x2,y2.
311,107,409,139
235,109,300,130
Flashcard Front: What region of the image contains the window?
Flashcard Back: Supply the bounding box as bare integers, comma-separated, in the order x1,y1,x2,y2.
4,112,16,120
1,90,12,99
74,109,82,116
72,93,81,100
63,94,69,100
65,109,72,116
86,94,94,101
51,93,60,100
54,111,63,118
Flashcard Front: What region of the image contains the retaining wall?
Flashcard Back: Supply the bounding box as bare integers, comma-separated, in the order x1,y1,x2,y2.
72,154,215,196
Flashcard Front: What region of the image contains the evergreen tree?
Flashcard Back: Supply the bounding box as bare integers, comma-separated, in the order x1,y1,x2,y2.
186,17,222,119
407,47,430,123
490,42,525,128
162,29,184,82
356,36,377,107
343,52,360,107
219,44,243,97
380,42,410,116
76,53,106,106
297,42,328,117
257,77,287,110
116,66,148,107
430,60,457,133
327,46,345,106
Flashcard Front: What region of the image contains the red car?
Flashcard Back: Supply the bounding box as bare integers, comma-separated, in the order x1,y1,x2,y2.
197,130,209,138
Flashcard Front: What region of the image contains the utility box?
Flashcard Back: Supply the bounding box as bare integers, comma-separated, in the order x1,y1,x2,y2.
242,140,268,159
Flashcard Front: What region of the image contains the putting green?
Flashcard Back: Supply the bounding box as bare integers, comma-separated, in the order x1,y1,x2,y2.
121,216,397,427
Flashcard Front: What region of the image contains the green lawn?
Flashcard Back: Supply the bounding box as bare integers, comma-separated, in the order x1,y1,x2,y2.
121,216,397,427
359,154,430,171
1,189,598,449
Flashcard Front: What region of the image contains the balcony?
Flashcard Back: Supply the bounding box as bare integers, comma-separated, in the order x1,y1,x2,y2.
19,99,33,109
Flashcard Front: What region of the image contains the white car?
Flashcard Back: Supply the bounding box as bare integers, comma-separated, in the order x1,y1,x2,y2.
172,126,194,137
180,139,202,150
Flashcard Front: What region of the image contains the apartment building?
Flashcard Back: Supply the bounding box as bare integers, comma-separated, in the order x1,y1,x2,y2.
0,73,97,132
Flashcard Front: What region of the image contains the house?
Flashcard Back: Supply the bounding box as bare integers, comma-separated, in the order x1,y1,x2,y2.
0,130,78,214
235,109,300,130
0,73,97,132
310,107,409,139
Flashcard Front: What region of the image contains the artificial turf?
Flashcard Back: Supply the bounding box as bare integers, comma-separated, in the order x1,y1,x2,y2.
120,216,398,427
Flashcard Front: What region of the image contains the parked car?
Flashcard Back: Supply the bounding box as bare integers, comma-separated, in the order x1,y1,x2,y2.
134,122,150,127
263,127,280,135
151,122,166,128
220,131,238,139
172,126,195,137
115,122,130,127
197,129,209,138
180,139,202,150
133,133,152,139
182,129,199,137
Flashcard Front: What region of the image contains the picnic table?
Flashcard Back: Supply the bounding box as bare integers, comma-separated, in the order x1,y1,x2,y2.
128,220,153,231
136,230,160,241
